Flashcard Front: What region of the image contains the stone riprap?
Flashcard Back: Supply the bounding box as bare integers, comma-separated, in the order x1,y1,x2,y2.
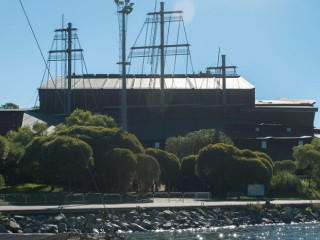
0,206,319,237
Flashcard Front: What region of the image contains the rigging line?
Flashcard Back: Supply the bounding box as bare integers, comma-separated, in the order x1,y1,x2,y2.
217,47,221,68
182,21,195,74
76,38,100,112
173,16,181,75
18,0,66,113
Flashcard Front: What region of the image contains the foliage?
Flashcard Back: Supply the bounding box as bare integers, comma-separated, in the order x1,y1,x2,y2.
135,153,161,192
0,175,5,188
195,144,273,196
32,122,48,136
146,148,180,191
0,102,19,109
180,155,202,191
6,126,34,147
293,139,320,185
245,203,263,213
103,148,137,192
269,173,302,195
40,136,94,189
273,160,297,174
0,136,9,160
65,109,117,128
0,183,65,193
165,129,233,159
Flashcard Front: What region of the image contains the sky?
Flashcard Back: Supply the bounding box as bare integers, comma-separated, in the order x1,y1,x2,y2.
0,0,319,126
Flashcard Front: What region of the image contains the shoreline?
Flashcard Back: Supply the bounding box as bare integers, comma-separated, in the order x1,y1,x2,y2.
0,202,320,239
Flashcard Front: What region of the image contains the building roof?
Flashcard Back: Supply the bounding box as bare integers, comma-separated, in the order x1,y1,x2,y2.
256,98,316,106
39,76,254,90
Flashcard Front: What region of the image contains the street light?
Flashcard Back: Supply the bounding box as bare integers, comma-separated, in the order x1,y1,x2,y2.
115,0,134,131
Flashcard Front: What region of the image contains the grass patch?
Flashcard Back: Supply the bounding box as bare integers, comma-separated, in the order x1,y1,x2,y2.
0,183,65,194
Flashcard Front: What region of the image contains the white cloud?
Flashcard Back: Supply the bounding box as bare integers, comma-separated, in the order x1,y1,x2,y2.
173,0,195,25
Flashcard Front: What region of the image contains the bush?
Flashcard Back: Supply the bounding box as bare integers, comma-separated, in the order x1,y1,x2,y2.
0,175,5,187
245,203,262,213
269,173,302,195
274,160,296,174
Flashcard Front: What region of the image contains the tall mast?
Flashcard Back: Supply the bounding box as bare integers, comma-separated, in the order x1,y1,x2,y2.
160,2,165,105
67,23,72,116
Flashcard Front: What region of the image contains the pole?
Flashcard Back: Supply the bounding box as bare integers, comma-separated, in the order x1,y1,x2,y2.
160,2,165,105
222,55,226,106
121,11,128,131
67,23,72,116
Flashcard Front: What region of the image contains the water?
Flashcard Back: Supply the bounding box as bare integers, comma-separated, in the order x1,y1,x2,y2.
122,222,320,239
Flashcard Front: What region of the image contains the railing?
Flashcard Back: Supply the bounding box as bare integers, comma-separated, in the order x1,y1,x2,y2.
0,192,212,206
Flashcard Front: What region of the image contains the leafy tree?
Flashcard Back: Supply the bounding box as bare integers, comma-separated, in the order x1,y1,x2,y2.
165,129,233,159
0,136,9,160
32,122,48,136
273,160,297,174
135,153,161,192
1,102,19,109
104,148,137,192
196,144,273,196
145,148,180,191
6,126,34,147
40,136,93,191
19,136,56,182
293,139,320,186
56,126,144,191
65,109,117,128
180,155,202,191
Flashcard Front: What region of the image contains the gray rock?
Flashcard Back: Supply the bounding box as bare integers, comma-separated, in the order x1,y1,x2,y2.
92,228,100,234
140,219,153,230
162,221,172,230
283,211,294,224
129,223,147,232
58,223,67,232
262,218,273,224
13,215,25,221
8,220,21,233
54,214,66,223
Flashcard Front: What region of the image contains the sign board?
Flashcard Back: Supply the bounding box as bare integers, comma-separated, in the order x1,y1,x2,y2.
247,184,264,197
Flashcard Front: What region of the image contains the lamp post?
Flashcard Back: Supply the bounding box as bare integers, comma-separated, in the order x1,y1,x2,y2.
115,0,134,131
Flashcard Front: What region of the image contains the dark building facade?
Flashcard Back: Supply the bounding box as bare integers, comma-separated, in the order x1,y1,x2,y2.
36,74,318,161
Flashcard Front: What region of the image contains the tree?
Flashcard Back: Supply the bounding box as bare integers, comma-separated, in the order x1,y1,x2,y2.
1,102,19,109
0,136,9,160
274,160,297,174
293,139,320,186
40,136,94,191
145,148,180,191
56,126,144,191
180,155,202,191
165,129,233,159
135,153,161,192
6,126,35,147
32,122,48,136
104,148,137,192
195,143,273,196
65,109,117,128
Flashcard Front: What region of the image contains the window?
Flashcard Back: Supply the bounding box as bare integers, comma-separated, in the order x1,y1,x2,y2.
154,142,160,149
298,140,304,146
261,140,267,149
287,127,291,133
255,127,260,133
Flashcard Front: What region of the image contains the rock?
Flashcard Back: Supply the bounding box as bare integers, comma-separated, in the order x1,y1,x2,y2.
162,221,172,230
86,214,96,224
8,220,21,233
13,215,25,221
262,218,273,224
140,219,154,230
283,211,294,224
54,214,66,223
129,223,147,232
92,228,100,234
58,223,67,232
179,210,190,217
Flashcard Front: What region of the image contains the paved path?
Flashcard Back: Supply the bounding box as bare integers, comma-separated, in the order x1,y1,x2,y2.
0,199,319,213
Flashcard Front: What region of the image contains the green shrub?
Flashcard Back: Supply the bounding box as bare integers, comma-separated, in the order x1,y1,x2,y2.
245,203,262,213
0,175,5,188
269,173,302,195
273,160,296,174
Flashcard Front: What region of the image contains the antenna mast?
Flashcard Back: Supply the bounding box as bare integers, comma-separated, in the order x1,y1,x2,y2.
115,0,134,131
130,2,190,105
